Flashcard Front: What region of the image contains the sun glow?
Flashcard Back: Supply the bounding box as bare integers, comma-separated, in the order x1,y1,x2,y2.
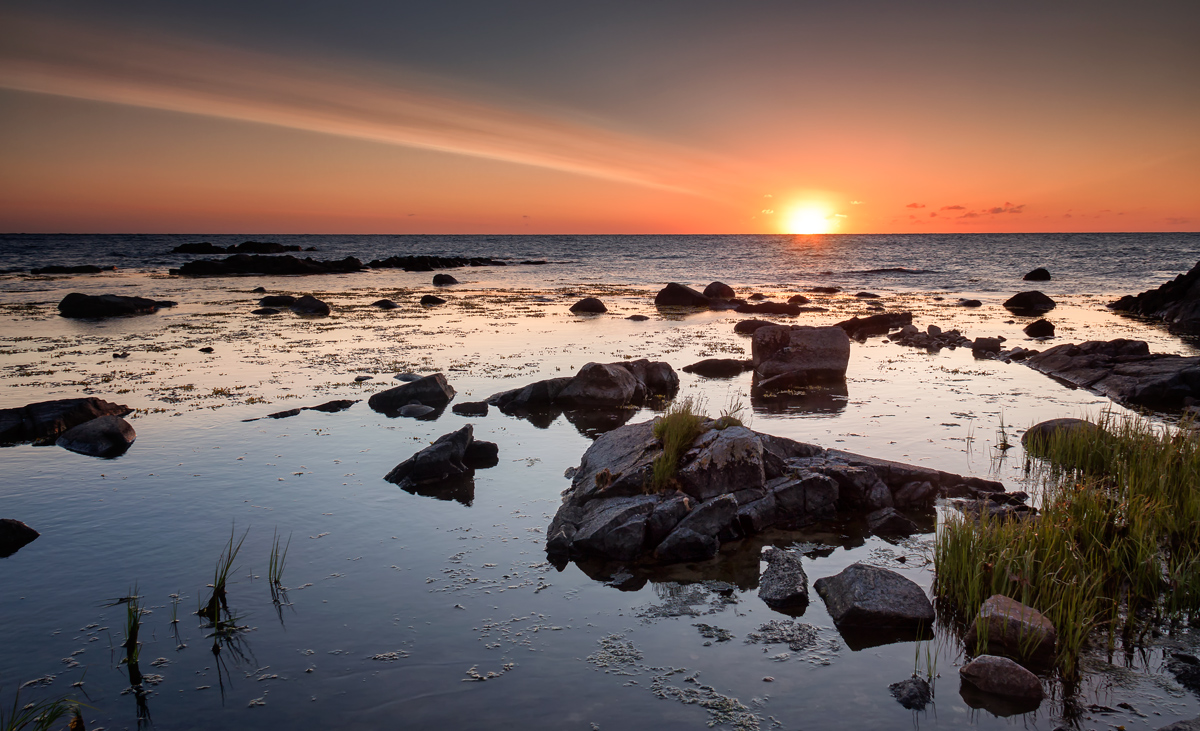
783,207,835,235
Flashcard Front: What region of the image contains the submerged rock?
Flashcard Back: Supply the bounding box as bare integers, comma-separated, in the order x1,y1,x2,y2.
813,563,934,630
369,373,456,414
372,299,399,309
0,518,40,557
758,547,808,609
959,655,1043,701
889,677,932,710
735,302,803,316
55,415,136,458
0,397,131,445
258,295,296,307
963,594,1056,663
866,507,918,536
1111,261,1200,335
681,358,749,378
58,293,165,319
399,404,436,418
252,307,280,315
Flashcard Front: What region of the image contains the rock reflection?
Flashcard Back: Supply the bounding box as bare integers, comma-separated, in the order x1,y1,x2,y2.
750,380,848,415
400,474,476,506
959,681,1043,717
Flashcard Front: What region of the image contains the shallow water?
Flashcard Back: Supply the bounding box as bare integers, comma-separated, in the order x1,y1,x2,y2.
2,234,1200,730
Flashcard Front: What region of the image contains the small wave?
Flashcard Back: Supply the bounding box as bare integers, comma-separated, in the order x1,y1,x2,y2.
845,267,937,275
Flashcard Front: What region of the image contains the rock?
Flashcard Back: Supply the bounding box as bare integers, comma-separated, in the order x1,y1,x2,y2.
866,507,918,536
748,293,767,300
768,472,838,525
569,297,607,314
645,494,692,549
268,408,301,419
963,595,1057,662
808,286,841,294
306,399,357,413
368,254,508,271
835,312,913,339
561,419,660,503
354,375,372,382
55,415,136,458
172,242,226,254
432,273,459,285
758,546,808,609
893,480,935,509
1023,267,1051,281
369,373,456,414
399,404,436,418
1023,319,1055,337
959,655,1044,701
0,518,40,557
252,308,280,315
199,347,214,353
452,401,489,416
677,427,764,501
573,496,657,561
420,294,446,306
959,299,983,307
681,358,749,378
372,299,399,309
384,425,485,487
170,254,363,276
703,282,737,299
626,314,650,321
752,325,850,385
395,372,422,382
653,526,718,563
557,363,639,407
258,295,296,306
813,563,935,630
57,293,164,319
463,440,499,469
787,294,810,305
1168,653,1200,694
855,292,880,299
654,283,711,308
1003,291,1056,314
252,286,267,293
972,337,1003,353
32,265,116,275
1024,339,1200,410
1156,718,1200,731
735,302,803,316
735,319,775,334
488,377,574,412
0,397,131,445
1111,261,1200,335
889,677,932,710
292,295,331,315
1021,418,1106,452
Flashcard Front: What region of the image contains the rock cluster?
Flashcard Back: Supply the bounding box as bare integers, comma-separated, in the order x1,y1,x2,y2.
1024,339,1200,410
546,419,1005,565
171,254,364,276
1111,260,1200,335
172,241,305,255
58,293,176,319
383,425,499,505
835,312,913,339
887,323,972,351
0,397,131,445
488,360,678,413
368,255,508,271
31,265,117,275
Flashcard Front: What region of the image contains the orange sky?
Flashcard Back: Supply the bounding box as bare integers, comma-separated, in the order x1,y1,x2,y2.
0,5,1196,234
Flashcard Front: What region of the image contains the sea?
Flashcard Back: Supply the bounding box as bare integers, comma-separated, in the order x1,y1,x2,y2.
1,232,1198,730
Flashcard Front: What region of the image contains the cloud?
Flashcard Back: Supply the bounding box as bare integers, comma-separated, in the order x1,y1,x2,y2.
959,211,981,218
941,205,966,211
929,212,937,217
0,12,737,197
906,203,925,209
850,201,864,205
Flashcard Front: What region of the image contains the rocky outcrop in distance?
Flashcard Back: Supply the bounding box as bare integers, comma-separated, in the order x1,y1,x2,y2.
368,255,510,271
170,254,365,276
31,265,117,275
58,293,176,319
1024,339,1200,410
172,241,306,254
1111,261,1200,335
546,418,1005,567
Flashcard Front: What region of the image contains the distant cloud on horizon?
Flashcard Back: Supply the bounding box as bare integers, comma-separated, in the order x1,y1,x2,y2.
941,205,966,210
906,202,925,208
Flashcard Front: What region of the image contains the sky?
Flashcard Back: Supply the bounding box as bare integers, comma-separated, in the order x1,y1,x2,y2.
0,0,1196,234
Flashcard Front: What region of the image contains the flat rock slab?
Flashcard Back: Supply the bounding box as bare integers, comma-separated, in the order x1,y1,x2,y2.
56,414,136,458
1024,339,1200,410
959,654,1044,701
813,563,934,630
1111,260,1200,335
0,397,131,445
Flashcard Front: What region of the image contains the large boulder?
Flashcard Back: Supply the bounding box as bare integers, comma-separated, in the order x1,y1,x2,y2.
963,594,1056,663
1110,261,1200,335
959,655,1044,701
0,518,40,557
813,563,935,630
655,283,711,308
369,373,456,414
557,363,639,407
758,546,808,609
569,297,607,314
1021,418,1107,452
1003,291,1056,314
703,282,737,299
55,415,136,458
0,397,131,445
58,293,163,319
752,325,850,385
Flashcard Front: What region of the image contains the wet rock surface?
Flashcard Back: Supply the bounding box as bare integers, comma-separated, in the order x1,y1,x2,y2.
0,518,40,557
963,594,1057,663
813,563,934,630
489,360,678,416
1111,260,1200,335
959,654,1044,700
1024,339,1200,410
55,414,136,458
0,397,132,445
757,547,808,609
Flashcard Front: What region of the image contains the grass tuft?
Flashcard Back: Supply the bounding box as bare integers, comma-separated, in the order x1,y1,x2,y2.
197,526,248,624
0,688,77,731
268,528,291,604
650,397,707,492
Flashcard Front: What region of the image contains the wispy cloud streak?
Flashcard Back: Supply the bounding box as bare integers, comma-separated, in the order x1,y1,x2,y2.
0,14,735,196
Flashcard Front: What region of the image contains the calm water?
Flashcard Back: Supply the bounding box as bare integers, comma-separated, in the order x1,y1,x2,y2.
1,233,1199,730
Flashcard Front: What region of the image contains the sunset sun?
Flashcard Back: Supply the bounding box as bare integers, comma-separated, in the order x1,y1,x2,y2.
783,207,835,235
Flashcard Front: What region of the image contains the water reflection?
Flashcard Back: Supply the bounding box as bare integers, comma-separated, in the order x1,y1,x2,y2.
751,381,849,415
